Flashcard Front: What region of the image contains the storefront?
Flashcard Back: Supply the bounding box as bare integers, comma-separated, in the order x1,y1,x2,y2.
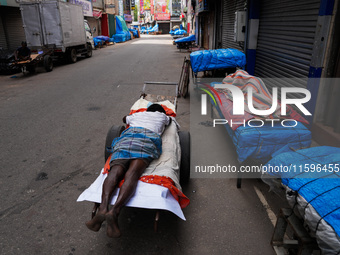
86,8,103,37
220,0,246,51
0,6,26,51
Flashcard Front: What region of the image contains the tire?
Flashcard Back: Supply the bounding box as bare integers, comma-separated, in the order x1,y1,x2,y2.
43,55,53,72
68,48,77,63
104,125,125,162
85,44,92,58
179,131,191,185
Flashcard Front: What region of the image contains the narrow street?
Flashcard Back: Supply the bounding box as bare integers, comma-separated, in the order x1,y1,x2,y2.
0,34,285,255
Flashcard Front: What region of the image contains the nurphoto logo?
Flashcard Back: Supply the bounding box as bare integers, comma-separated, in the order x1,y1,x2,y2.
200,84,312,128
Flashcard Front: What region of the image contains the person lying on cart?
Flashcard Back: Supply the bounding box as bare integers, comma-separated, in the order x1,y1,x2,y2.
14,41,31,61
85,104,172,237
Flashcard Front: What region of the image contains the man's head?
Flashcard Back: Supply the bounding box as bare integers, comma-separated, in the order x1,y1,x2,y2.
146,104,166,114
21,41,27,48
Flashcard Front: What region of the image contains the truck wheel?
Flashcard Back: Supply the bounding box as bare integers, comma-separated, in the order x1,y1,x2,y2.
68,48,77,63
179,131,191,185
85,44,92,58
104,125,125,162
43,55,53,72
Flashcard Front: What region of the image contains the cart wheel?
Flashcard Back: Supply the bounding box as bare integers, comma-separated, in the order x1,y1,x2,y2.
181,62,190,98
68,48,77,63
179,131,190,185
104,125,125,162
178,58,190,98
85,44,92,58
43,55,53,72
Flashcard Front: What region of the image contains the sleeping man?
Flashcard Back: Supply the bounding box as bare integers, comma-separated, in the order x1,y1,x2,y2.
85,104,171,237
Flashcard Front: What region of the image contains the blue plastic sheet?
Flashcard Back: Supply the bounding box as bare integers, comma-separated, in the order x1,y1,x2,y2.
169,28,179,35
112,16,131,43
224,121,311,163
174,29,186,35
190,48,246,73
112,34,125,43
129,28,139,38
95,36,110,41
265,146,340,237
175,34,196,43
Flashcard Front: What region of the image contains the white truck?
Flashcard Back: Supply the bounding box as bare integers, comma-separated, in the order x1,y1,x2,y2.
20,0,94,70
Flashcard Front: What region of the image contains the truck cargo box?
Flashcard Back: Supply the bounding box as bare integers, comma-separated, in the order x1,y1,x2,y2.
20,0,86,52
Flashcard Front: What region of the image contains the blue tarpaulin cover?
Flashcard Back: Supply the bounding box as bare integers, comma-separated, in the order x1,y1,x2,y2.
112,16,131,43
223,121,311,163
129,28,139,38
147,24,158,33
173,29,186,35
265,146,340,238
190,49,246,73
169,28,179,35
95,36,110,41
175,34,196,43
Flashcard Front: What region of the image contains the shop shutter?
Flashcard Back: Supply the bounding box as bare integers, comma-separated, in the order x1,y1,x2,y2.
0,12,8,49
254,0,320,82
158,23,170,34
221,0,246,51
4,7,26,51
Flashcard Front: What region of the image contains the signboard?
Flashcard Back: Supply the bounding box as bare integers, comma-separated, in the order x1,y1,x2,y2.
125,0,130,13
118,0,123,16
143,0,151,10
151,0,154,14
69,0,93,17
196,0,208,13
140,0,144,14
155,0,170,20
124,14,132,22
172,0,181,17
93,8,103,18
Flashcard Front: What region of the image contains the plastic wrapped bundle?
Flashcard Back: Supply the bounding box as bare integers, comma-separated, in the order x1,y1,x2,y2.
190,48,246,73
95,36,110,42
174,29,186,35
112,34,126,43
263,146,340,254
175,34,196,43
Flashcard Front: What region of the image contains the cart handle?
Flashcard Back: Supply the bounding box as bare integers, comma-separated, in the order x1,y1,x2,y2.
142,82,179,97
142,81,179,109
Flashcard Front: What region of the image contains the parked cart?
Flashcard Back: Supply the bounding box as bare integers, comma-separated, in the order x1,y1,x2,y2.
77,82,190,232
10,48,54,74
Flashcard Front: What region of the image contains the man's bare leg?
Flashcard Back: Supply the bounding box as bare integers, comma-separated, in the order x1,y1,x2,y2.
86,164,125,232
106,159,149,238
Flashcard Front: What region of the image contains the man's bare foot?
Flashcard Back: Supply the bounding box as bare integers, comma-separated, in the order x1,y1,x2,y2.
106,212,121,238
85,213,106,232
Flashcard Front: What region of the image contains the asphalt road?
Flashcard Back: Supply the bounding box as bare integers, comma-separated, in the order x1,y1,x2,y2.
0,35,285,255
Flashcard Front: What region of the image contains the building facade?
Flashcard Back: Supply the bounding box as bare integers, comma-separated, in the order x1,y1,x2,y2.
192,0,340,144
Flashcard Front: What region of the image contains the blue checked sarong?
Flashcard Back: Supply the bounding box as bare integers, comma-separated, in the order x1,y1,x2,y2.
106,127,162,162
